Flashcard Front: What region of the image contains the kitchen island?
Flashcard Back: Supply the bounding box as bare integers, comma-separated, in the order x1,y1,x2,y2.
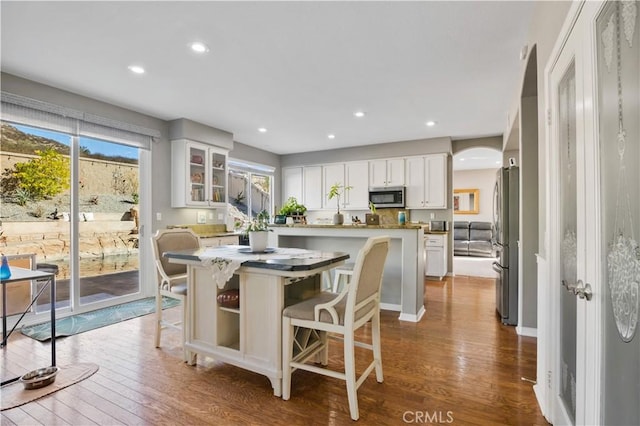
164,246,349,396
268,224,425,322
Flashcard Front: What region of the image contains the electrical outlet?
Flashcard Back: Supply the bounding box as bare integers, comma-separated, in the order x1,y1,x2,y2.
430,213,435,219
197,211,206,224
156,212,162,221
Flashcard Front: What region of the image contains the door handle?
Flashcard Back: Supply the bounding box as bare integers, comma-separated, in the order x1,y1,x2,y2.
561,279,593,301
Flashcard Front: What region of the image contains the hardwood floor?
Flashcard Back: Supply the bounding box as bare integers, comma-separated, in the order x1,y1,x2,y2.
1,275,546,425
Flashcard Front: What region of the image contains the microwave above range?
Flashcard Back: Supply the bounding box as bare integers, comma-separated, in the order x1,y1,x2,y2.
369,186,405,208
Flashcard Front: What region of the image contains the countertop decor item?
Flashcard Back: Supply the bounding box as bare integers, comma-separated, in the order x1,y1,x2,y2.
327,182,352,225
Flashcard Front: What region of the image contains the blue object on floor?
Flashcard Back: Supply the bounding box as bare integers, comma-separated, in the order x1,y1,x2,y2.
20,296,180,341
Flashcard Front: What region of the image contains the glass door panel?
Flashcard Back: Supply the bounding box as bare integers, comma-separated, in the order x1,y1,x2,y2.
210,151,226,203
78,137,140,305
596,1,640,423
558,60,578,423
0,122,72,314
189,145,207,203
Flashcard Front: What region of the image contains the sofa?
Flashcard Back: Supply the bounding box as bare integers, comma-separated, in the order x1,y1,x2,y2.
454,221,494,257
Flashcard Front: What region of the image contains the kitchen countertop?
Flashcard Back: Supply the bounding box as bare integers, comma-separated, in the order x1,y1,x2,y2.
167,224,239,238
270,223,424,230
164,246,349,272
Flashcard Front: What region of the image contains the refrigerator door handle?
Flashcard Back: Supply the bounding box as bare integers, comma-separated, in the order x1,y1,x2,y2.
492,262,505,274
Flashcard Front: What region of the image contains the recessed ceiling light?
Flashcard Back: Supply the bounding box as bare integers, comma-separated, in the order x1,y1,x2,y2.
127,65,145,74
189,42,209,53
327,134,336,139
426,121,437,127
258,127,267,133
354,111,365,118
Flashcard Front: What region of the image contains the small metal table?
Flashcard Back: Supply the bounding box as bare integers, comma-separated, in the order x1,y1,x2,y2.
1,266,56,386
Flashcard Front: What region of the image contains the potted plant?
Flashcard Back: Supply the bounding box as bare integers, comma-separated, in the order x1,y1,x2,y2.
366,201,380,225
279,197,307,223
236,210,271,252
327,183,352,225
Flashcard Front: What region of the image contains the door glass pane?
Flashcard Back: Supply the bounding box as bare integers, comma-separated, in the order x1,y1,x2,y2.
559,60,578,422
79,137,140,304
189,146,206,203
210,151,226,203
597,1,640,424
0,122,71,314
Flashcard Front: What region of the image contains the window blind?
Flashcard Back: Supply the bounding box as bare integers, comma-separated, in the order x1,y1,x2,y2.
1,91,160,149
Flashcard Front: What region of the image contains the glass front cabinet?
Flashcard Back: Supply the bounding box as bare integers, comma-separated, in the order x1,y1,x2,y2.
171,139,228,208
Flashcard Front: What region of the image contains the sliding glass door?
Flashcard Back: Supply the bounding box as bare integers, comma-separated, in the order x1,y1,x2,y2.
0,121,143,318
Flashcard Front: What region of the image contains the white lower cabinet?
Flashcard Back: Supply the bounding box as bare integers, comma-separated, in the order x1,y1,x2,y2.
424,233,447,279
200,235,240,247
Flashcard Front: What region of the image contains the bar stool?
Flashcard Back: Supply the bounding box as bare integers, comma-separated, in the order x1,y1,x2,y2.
332,262,354,293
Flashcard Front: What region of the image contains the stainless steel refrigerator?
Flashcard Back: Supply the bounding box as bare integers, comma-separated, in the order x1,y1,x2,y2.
492,166,519,325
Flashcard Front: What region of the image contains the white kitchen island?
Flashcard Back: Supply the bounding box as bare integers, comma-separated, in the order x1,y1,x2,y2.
269,224,426,322
164,246,349,397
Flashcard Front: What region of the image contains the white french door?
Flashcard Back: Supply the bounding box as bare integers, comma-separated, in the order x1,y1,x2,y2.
546,1,639,424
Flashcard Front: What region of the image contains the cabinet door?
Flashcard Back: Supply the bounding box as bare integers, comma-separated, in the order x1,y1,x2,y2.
323,164,345,209
425,247,443,277
424,154,446,209
282,167,303,204
209,146,227,206
344,161,369,209
386,158,405,186
303,166,323,210
405,157,425,208
368,160,388,187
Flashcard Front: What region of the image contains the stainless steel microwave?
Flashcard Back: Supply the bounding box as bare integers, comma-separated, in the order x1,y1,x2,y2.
369,186,405,208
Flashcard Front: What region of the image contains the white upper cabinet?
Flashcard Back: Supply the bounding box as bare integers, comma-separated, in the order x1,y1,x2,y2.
405,153,447,209
344,161,369,210
303,166,323,210
369,158,405,187
322,163,345,210
282,167,303,204
171,139,228,208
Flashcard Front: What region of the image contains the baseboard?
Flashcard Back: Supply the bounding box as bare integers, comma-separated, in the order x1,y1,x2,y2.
516,326,537,338
397,305,425,323
380,302,401,312
533,383,550,423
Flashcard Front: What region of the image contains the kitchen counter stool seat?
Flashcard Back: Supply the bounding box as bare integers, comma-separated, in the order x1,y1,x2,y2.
282,236,390,421
151,228,200,361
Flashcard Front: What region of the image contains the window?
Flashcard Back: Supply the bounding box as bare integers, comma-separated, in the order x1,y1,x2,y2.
227,159,274,221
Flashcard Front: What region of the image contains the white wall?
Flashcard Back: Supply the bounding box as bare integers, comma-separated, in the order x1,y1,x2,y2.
453,168,498,223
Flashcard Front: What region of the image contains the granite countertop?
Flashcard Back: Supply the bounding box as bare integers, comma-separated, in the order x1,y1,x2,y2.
167,224,239,238
270,223,424,230
164,247,350,272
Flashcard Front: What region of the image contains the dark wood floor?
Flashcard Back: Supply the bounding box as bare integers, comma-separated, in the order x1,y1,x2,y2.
1,275,546,425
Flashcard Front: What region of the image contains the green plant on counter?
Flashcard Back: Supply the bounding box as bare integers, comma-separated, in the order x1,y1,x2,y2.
235,209,271,235
279,197,307,216
369,201,377,214
327,183,352,214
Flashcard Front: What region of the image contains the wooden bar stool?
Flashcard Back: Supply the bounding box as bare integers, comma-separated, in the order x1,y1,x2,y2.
332,262,354,293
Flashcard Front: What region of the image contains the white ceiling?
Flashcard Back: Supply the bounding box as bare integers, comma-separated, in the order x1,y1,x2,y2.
0,1,534,155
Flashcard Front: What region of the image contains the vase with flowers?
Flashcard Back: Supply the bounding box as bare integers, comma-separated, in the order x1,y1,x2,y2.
235,210,272,252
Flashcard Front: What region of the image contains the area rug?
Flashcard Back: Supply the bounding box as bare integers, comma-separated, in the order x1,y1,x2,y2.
21,296,180,341
1,363,99,411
